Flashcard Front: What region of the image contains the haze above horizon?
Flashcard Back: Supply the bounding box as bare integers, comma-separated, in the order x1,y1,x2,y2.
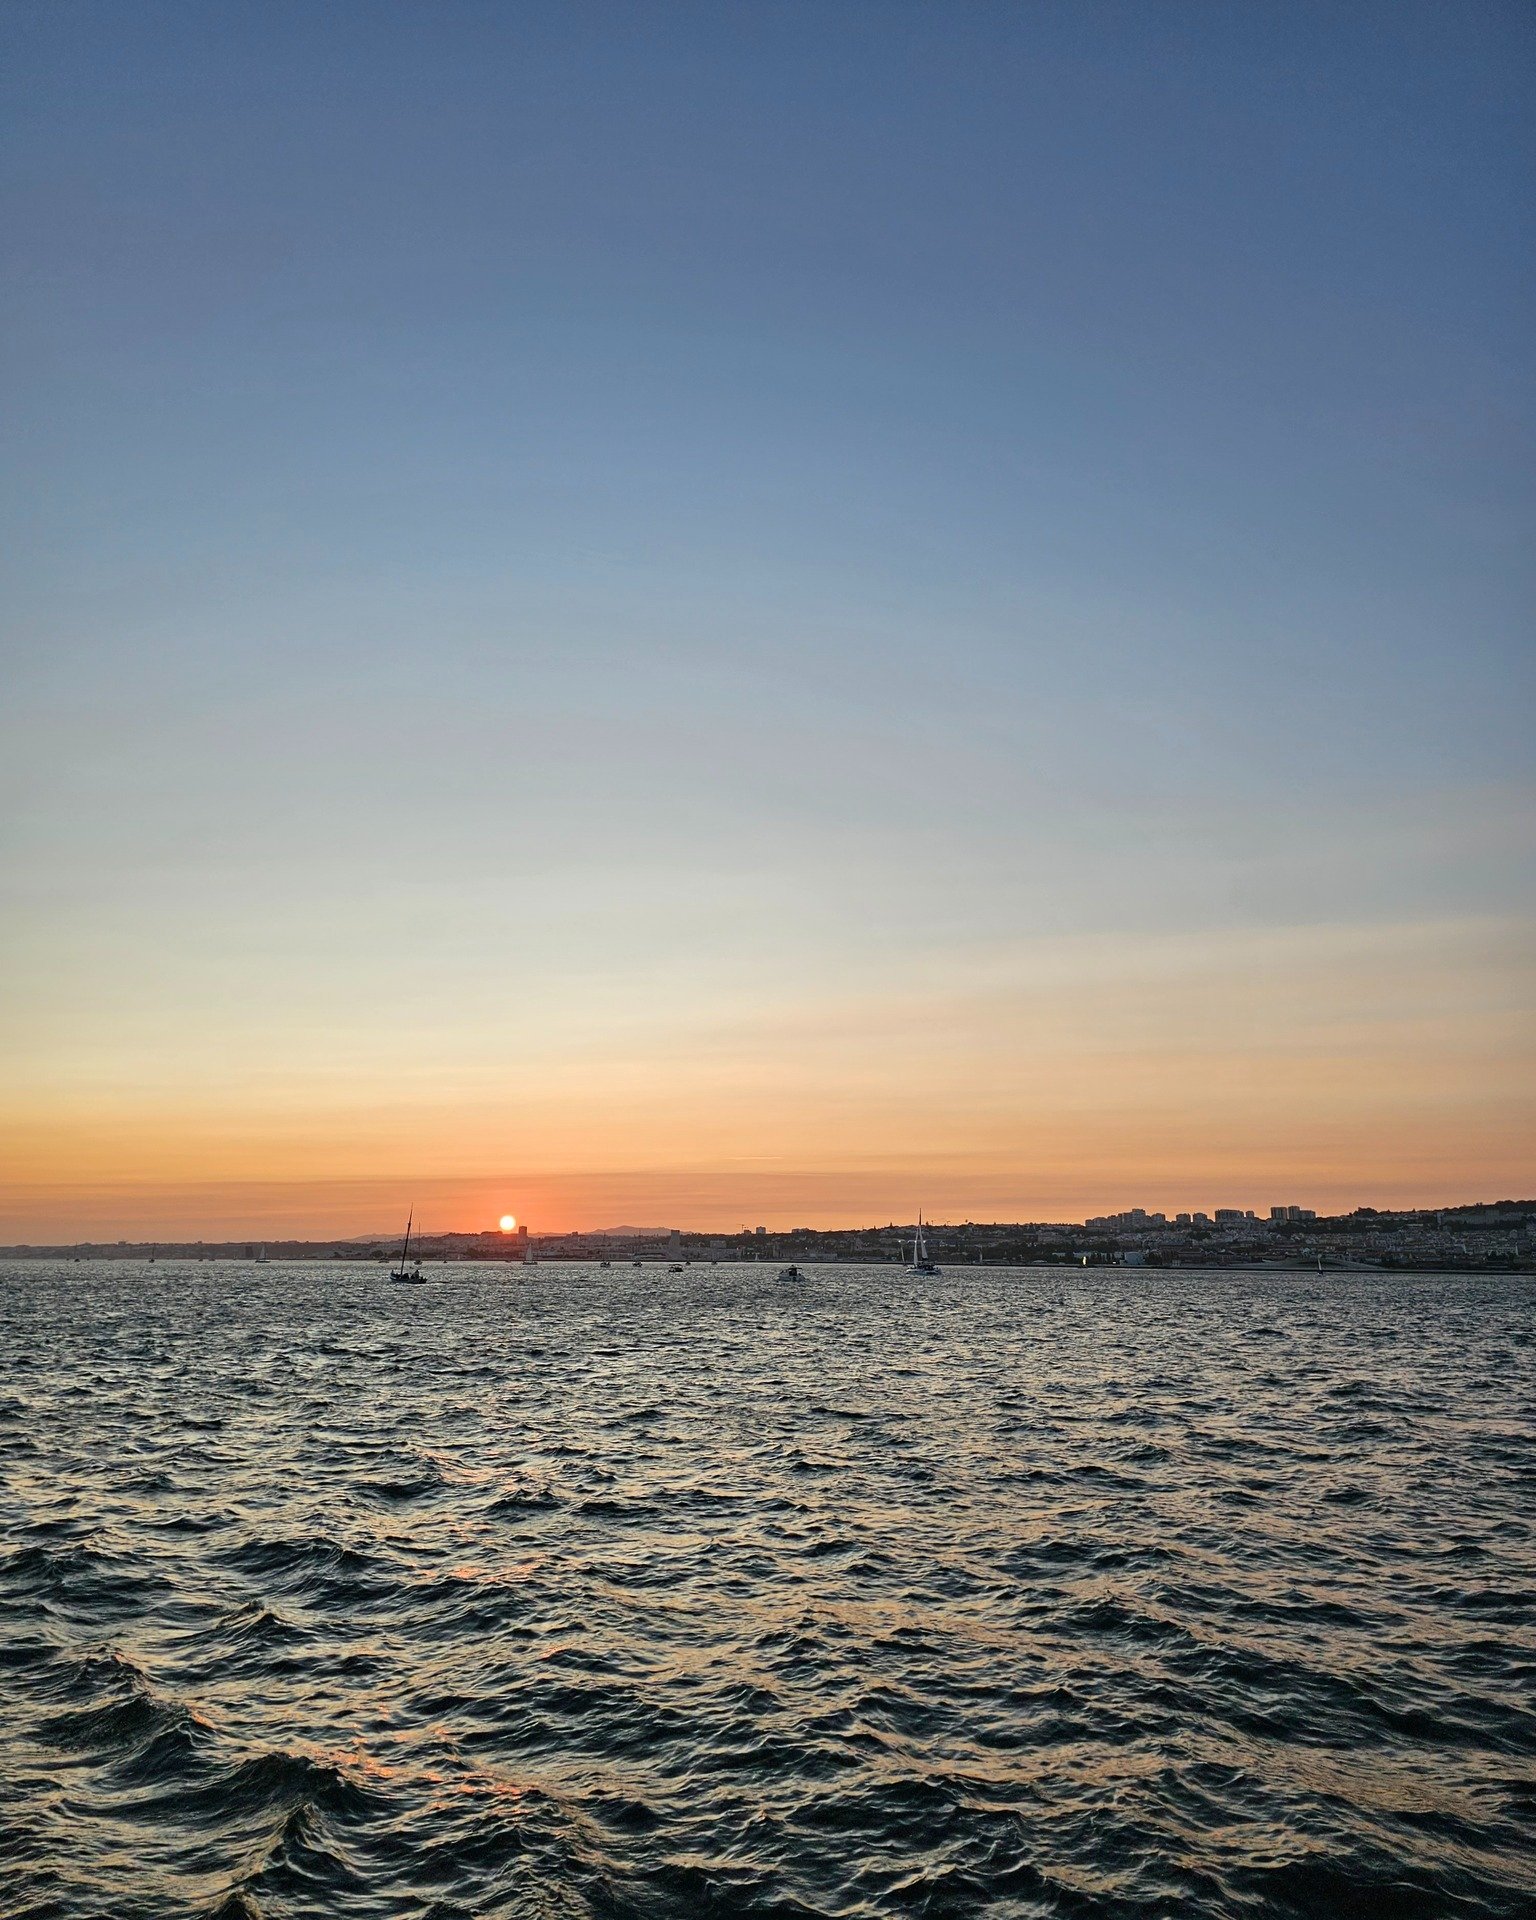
2,2,1532,1242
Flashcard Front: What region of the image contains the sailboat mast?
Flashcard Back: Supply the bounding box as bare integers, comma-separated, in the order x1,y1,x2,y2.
401,1208,413,1269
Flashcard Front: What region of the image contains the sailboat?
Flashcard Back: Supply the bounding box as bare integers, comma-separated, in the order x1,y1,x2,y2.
390,1208,425,1284
907,1213,940,1277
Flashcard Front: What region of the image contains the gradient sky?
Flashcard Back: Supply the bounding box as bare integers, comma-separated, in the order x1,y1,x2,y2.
3,1,1532,1238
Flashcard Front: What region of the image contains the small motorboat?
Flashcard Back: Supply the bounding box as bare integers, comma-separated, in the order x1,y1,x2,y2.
777,1264,804,1283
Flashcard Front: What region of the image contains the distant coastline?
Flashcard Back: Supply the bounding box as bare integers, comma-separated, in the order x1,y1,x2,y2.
4,1198,1531,1274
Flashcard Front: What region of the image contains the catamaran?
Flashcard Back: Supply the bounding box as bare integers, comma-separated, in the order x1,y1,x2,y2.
390,1208,425,1284
907,1213,940,1277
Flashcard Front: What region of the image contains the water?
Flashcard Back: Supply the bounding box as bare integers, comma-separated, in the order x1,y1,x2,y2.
2,1262,1533,1919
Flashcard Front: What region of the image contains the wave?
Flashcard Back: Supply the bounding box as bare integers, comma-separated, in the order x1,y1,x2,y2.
3,1260,1533,1918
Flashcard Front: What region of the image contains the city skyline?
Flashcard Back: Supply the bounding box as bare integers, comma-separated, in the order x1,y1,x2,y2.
6,1194,1528,1281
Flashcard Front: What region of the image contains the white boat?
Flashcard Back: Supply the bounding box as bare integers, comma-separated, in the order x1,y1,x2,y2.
907,1213,940,1277
777,1264,804,1283
390,1208,425,1284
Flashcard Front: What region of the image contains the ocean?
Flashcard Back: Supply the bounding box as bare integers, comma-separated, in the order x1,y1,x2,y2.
1,1261,1532,1918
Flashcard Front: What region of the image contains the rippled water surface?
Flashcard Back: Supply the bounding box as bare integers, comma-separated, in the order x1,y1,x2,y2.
2,1262,1534,1919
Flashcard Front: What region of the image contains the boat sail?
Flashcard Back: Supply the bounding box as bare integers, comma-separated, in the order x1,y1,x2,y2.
390,1208,425,1285
907,1213,940,1277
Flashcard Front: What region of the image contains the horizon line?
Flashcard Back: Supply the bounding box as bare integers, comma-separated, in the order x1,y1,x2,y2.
4,1193,1531,1249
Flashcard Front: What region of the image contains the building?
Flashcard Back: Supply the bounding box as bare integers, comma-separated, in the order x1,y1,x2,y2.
1085,1207,1167,1230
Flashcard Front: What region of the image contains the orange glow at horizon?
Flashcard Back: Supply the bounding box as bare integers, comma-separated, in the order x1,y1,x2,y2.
1,917,1529,1242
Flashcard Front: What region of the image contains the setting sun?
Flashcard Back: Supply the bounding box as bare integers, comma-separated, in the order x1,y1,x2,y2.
498,1214,517,1233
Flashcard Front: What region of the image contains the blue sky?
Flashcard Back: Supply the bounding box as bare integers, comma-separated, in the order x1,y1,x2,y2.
2,2,1532,1232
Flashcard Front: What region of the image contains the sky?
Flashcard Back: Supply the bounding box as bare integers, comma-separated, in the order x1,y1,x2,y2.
2,1,1532,1238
